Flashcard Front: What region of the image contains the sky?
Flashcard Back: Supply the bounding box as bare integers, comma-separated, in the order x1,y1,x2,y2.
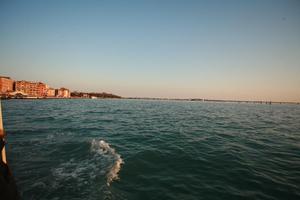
0,0,299,101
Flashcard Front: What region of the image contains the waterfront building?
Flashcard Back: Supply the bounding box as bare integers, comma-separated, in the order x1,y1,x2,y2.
56,87,70,98
46,88,56,97
0,76,14,94
15,81,47,97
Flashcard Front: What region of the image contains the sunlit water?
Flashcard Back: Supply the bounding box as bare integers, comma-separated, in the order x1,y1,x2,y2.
2,99,300,200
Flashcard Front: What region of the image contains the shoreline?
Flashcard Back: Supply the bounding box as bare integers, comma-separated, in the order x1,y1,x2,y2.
1,97,299,105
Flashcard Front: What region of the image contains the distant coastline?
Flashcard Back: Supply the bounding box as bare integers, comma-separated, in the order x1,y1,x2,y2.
0,75,121,99
1,75,298,104
123,97,300,105
2,96,299,105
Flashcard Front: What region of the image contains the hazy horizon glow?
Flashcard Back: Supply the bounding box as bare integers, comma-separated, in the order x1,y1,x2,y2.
0,0,300,101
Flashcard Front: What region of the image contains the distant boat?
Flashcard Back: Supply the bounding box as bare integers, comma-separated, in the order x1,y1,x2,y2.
91,96,98,99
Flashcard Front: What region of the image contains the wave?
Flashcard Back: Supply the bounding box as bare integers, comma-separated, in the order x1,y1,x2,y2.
91,139,124,186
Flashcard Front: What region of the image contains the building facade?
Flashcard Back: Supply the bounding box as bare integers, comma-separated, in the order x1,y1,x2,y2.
0,76,14,94
15,81,47,97
46,88,56,97
56,88,70,98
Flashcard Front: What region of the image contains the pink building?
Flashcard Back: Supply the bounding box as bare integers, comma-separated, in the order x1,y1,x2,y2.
0,76,14,94
15,81,47,97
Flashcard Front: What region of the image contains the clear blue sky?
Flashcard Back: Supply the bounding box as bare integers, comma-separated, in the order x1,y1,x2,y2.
0,0,299,101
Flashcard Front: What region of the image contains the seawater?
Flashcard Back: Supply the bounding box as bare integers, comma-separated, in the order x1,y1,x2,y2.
2,99,300,200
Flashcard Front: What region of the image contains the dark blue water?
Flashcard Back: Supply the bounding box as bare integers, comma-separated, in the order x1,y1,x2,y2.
2,99,300,200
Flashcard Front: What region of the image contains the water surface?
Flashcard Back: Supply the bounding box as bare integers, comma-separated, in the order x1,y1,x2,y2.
2,99,300,200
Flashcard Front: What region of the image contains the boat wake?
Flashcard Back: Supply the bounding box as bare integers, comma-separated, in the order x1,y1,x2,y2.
91,139,124,186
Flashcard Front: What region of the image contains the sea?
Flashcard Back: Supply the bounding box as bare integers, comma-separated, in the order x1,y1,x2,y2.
2,99,300,200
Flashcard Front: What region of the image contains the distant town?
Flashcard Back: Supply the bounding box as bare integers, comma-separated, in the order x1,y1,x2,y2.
0,76,121,99
0,75,298,104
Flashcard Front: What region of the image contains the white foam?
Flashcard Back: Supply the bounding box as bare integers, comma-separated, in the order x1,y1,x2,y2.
91,139,124,186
